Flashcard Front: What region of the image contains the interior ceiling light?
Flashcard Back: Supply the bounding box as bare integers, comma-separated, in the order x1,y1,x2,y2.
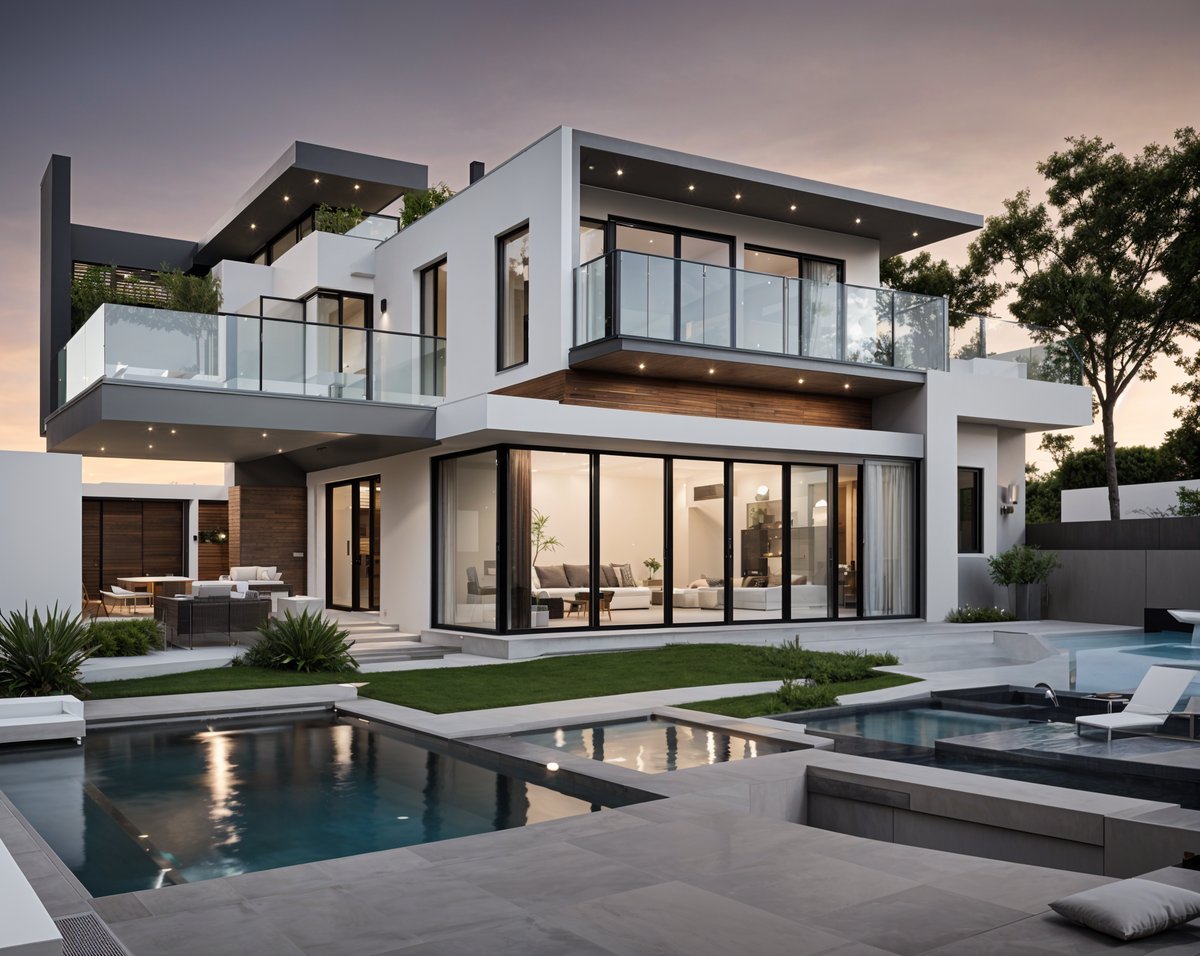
912,230,919,237
262,432,268,438
250,223,256,230
277,448,283,454
353,183,361,191
638,362,646,370
797,377,805,384
587,164,594,171
170,429,176,435
616,168,624,176
100,446,105,452
148,443,154,449
735,192,742,200
789,204,797,211
843,383,851,389
855,217,862,224
313,176,320,184
283,194,290,202
708,367,715,375
688,184,695,191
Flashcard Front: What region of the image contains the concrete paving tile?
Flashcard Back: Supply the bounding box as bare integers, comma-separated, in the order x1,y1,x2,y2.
920,911,1200,955
820,945,904,956
110,900,306,956
926,861,1111,915
133,876,243,915
542,880,853,956
12,848,63,881
808,885,1033,956
225,861,337,900
28,871,90,918
814,833,996,883
439,841,663,909
88,892,152,924
247,885,416,956
377,916,619,956
311,847,431,883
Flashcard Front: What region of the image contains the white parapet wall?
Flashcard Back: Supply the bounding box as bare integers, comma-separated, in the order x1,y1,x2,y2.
0,835,61,955
0,451,81,618
1062,479,1200,521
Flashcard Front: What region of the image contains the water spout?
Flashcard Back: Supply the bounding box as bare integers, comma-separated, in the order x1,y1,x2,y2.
1034,682,1059,708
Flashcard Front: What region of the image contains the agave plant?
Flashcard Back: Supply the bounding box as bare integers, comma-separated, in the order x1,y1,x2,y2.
239,610,357,673
0,605,96,698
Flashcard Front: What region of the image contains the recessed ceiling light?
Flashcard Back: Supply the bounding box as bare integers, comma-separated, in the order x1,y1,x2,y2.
100,446,105,452
546,762,559,771
708,368,715,375
638,362,646,370
353,183,361,191
854,217,861,224
283,194,290,202
147,426,153,432
735,192,742,200
790,204,797,211
587,164,595,171
250,223,256,230
753,251,759,256
912,230,919,237
277,448,283,454
688,184,695,191
262,432,268,438
313,176,320,184
843,383,850,390
616,168,623,176
148,443,154,449
170,429,176,435
797,377,805,384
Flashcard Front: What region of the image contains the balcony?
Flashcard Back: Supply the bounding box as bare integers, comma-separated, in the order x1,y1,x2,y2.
949,314,1081,385
59,304,445,408
574,251,949,382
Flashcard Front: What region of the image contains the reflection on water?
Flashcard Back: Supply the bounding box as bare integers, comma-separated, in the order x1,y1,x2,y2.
516,717,792,774
0,717,610,897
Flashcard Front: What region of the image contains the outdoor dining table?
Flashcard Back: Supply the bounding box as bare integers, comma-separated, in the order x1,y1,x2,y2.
115,576,194,598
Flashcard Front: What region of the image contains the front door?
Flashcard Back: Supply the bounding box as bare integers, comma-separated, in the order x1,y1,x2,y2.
326,476,381,611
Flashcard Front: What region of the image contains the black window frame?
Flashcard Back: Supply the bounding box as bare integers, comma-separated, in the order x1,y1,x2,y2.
419,257,448,337
957,467,984,554
496,223,530,372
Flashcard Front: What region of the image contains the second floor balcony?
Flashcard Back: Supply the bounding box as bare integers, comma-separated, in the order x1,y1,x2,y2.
59,304,446,409
575,250,949,376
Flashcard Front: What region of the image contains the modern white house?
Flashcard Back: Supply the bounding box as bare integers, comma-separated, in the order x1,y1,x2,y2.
39,128,1092,640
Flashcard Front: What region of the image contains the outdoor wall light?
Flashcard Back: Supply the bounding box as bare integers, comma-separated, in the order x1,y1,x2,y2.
1001,482,1020,516
380,298,388,321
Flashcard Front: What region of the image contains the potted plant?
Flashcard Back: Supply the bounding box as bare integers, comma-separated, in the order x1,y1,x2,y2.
986,544,1061,620
643,557,662,586
531,509,561,564
530,595,549,628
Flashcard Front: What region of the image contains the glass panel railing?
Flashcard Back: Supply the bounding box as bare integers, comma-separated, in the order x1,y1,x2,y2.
949,314,1081,384
574,251,950,373
57,304,445,407
343,214,401,241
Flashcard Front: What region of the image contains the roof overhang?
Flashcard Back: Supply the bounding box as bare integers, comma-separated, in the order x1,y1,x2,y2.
193,142,427,267
45,381,437,470
574,130,982,257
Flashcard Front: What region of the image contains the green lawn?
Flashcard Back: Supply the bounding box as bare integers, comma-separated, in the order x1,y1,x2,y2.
684,673,920,719
84,643,918,714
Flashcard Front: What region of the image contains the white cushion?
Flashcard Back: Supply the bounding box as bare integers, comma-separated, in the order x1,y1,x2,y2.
1049,878,1200,941
257,566,278,581
271,571,283,581
230,566,260,582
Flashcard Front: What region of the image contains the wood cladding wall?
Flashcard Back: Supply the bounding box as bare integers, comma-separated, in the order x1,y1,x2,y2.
82,498,186,593
229,487,306,594
496,371,872,429
197,500,230,582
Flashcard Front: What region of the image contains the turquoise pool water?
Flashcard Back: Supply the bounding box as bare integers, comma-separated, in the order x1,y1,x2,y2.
801,707,1034,748
0,716,620,897
514,717,794,773
1045,630,1200,698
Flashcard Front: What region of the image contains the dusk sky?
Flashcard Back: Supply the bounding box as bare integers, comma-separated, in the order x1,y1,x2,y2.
1,0,1197,483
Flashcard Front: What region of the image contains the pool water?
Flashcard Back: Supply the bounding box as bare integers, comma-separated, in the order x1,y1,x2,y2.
801,707,1036,748
514,717,794,773
0,716,618,897
1046,631,1200,698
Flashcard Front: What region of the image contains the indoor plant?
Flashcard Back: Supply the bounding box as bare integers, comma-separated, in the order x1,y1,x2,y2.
643,557,662,585
986,544,1061,620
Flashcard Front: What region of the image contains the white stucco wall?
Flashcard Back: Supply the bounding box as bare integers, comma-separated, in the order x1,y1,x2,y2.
0,451,82,616
1061,478,1200,521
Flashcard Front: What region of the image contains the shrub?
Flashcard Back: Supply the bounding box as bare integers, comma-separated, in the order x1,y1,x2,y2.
986,544,1061,586
314,204,365,235
236,611,357,673
401,183,454,227
0,606,95,698
776,678,839,712
755,638,898,683
156,265,221,313
86,619,164,656
944,605,1017,623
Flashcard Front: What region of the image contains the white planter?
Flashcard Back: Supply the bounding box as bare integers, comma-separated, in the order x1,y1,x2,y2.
531,606,550,628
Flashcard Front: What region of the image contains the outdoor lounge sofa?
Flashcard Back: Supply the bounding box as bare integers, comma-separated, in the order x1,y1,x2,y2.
0,696,85,745
1076,665,1196,742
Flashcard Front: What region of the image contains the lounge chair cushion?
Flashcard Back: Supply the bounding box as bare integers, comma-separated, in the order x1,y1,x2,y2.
563,564,591,589
1049,878,1200,940
534,565,568,589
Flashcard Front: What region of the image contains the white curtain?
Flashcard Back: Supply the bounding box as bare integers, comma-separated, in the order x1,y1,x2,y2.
800,259,840,360
862,460,915,616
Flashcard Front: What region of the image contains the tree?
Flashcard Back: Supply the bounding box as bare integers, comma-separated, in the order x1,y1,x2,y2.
1162,350,1200,478
1039,432,1075,469
879,251,1004,329
401,183,454,227
972,129,1200,519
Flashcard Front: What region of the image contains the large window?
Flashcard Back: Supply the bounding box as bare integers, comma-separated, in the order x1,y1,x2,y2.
433,448,917,632
420,259,447,395
497,226,529,370
436,451,498,630
958,468,982,554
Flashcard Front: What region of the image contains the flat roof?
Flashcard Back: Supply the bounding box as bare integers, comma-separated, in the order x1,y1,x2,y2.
193,142,427,267
574,130,982,257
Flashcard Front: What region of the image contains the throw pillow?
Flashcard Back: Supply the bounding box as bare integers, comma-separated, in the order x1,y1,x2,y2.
564,563,591,588
599,564,618,588
688,578,708,589
792,575,808,585
257,566,278,581
614,563,636,588
535,564,569,589
1049,878,1200,941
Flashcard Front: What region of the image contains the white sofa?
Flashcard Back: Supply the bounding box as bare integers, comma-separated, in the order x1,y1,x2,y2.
536,586,652,609
224,566,284,583
719,584,830,611
0,696,85,746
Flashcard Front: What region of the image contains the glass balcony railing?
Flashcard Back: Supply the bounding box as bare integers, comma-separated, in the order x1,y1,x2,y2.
58,304,445,408
343,214,401,241
948,314,1082,384
575,251,949,372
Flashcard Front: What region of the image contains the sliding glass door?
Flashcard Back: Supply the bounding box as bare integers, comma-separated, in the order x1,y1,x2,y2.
862,460,916,617
326,476,380,612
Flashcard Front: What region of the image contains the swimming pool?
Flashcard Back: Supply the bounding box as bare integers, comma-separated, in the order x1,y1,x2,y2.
801,706,1036,749
1045,629,1200,698
513,716,794,773
0,715,632,897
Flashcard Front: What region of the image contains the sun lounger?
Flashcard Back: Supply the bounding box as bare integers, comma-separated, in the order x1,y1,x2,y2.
1076,665,1196,742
